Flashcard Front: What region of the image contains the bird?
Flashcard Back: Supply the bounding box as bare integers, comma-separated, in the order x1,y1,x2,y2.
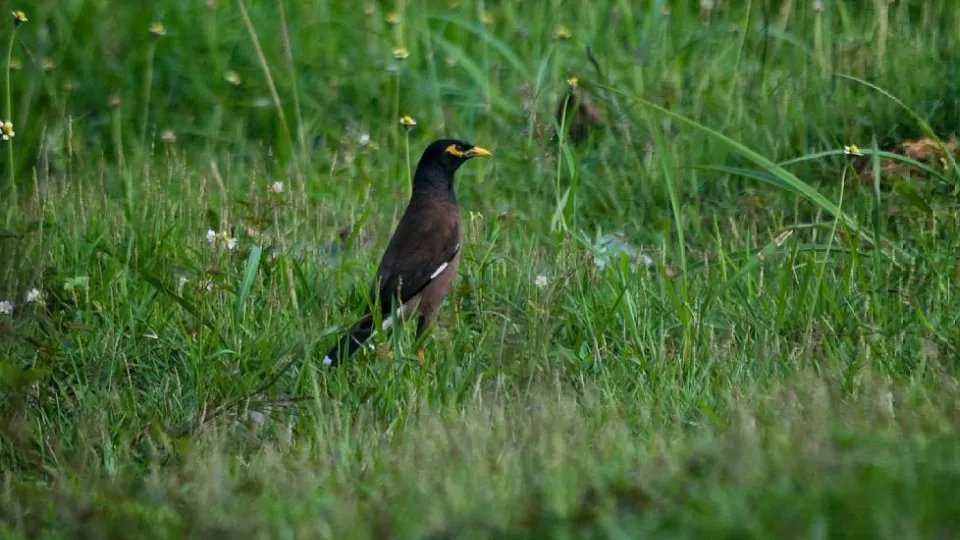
322,138,492,367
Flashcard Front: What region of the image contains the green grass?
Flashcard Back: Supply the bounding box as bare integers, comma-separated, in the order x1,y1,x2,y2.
2,0,960,537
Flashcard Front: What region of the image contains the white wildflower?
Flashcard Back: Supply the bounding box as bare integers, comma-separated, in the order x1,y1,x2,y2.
1,120,14,141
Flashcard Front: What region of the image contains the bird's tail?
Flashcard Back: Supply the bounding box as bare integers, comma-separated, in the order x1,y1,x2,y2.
322,315,375,367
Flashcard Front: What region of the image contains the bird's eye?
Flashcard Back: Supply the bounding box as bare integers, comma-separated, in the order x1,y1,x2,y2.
444,143,467,157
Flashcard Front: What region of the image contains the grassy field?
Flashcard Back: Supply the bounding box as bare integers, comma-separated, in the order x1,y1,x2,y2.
2,0,960,537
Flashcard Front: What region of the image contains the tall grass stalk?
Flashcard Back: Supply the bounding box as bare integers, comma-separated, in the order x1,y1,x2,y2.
140,36,157,147
237,0,295,164
4,24,18,200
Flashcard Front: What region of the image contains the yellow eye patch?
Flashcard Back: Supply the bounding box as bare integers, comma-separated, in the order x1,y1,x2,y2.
445,144,467,157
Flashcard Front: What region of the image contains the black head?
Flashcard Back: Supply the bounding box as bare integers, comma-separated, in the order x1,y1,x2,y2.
412,138,492,197
417,138,493,176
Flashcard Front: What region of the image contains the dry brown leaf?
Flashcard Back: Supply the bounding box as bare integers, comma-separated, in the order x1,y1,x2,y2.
857,136,958,182
899,137,958,160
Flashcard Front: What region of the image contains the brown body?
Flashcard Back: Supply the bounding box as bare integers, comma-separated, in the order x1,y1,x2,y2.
373,193,462,335
322,138,489,366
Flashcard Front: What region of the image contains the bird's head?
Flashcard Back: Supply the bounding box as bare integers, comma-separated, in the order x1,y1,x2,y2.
419,138,493,175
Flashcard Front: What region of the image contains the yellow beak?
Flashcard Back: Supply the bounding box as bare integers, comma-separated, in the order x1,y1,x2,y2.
467,146,493,158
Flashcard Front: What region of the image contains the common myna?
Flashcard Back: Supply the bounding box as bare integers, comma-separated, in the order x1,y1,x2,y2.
322,138,492,366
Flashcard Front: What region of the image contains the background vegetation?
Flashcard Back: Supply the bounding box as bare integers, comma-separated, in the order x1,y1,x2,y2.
2,0,960,537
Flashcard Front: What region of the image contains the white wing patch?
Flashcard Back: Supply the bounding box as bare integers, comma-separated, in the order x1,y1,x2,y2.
429,262,449,280
428,242,461,280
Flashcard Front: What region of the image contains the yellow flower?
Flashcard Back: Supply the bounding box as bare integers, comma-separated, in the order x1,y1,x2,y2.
224,71,241,85
393,46,410,60
1,120,14,141
386,12,401,24
149,22,166,37
479,10,493,25
11,10,27,26
399,115,417,129
554,25,572,39
567,76,579,88
843,144,862,156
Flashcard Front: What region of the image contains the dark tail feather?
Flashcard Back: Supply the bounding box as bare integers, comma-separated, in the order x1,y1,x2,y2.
323,315,374,367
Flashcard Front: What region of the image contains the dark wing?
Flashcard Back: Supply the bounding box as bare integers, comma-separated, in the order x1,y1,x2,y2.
370,199,460,315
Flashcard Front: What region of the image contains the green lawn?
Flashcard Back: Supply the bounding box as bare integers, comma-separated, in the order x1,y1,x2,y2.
2,0,960,537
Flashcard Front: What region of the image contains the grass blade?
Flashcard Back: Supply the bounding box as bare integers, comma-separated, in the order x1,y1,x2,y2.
235,244,263,323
